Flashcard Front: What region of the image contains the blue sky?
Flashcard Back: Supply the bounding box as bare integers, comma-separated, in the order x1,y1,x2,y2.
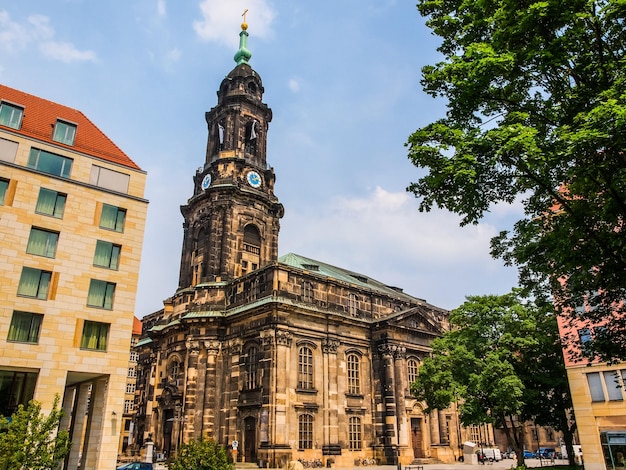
0,0,520,316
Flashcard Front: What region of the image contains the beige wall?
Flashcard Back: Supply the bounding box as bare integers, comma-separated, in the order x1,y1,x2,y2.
0,128,147,470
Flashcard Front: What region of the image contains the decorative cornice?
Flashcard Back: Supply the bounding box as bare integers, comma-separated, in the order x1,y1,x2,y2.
322,338,340,354
205,340,221,355
275,330,292,346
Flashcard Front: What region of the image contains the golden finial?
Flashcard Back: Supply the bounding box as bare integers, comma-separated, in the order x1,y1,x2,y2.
241,9,248,30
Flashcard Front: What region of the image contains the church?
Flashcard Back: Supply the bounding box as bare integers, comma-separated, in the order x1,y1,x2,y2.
133,21,462,468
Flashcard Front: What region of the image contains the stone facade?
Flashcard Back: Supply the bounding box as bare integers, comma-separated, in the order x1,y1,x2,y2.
133,26,464,467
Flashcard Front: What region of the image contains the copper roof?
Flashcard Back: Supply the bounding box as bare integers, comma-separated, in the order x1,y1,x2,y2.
0,84,141,170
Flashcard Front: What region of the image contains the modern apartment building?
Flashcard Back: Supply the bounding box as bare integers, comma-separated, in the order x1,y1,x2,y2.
0,84,148,470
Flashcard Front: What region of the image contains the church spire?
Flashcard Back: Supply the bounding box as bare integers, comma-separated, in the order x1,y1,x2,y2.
234,9,252,65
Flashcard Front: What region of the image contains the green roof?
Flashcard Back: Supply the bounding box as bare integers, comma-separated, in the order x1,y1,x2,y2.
278,253,426,304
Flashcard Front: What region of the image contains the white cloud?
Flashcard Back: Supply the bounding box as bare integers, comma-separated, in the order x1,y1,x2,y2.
40,41,97,63
157,0,167,17
0,11,96,62
288,78,300,93
193,0,276,48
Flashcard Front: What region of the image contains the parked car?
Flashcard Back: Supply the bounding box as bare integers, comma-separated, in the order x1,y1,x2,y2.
536,448,556,459
117,463,154,470
523,450,535,459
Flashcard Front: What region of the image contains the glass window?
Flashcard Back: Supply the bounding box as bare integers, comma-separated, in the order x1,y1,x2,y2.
298,414,313,449
348,293,357,316
0,178,8,205
80,320,109,350
298,346,314,390
35,188,66,218
128,367,136,378
408,358,420,384
94,240,121,270
124,399,134,413
126,383,136,394
587,372,606,402
603,370,623,401
0,102,24,129
26,227,59,258
7,311,43,343
349,417,362,450
27,148,73,178
347,353,361,394
52,120,76,145
17,267,52,300
245,346,259,390
87,279,116,310
0,370,38,417
90,165,130,193
100,204,126,232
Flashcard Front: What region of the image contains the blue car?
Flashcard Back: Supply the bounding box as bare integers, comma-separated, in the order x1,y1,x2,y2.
523,450,535,459
116,463,154,470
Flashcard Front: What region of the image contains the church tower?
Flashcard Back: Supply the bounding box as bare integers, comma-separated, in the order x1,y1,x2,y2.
178,20,284,288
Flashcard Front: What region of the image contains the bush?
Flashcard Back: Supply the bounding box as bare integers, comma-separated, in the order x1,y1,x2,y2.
168,438,234,470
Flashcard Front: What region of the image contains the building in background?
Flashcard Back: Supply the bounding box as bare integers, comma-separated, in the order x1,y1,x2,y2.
118,316,143,458
132,23,466,468
0,84,148,470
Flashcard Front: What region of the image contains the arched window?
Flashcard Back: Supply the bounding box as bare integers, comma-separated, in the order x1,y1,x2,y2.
407,358,420,385
298,414,313,449
347,353,361,394
168,358,180,382
244,346,259,390
242,224,261,275
349,416,362,450
298,346,314,390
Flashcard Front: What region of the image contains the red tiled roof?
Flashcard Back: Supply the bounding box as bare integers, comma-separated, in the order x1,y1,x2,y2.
0,84,141,170
133,316,143,335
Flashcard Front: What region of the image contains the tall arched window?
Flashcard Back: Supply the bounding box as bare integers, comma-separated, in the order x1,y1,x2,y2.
298,414,313,449
347,353,361,394
244,346,259,390
349,416,362,450
407,358,420,385
298,346,314,390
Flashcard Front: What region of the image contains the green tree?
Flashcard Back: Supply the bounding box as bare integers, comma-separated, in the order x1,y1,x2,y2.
411,291,576,465
168,438,234,470
407,0,626,361
0,395,71,470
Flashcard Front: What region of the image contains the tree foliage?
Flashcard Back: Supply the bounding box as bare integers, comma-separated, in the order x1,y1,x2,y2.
411,291,576,464
407,0,626,361
0,395,71,470
168,438,234,470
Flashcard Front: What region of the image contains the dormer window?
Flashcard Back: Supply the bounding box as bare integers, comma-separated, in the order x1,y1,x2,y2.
53,120,76,145
0,102,24,129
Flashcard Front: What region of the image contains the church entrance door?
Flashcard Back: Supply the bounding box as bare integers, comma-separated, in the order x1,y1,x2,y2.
244,416,257,463
411,418,424,458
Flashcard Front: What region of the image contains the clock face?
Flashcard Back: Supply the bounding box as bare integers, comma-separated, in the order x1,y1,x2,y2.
201,174,212,190
246,171,262,188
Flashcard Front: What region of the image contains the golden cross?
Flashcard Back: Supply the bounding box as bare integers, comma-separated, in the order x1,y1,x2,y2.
242,9,248,23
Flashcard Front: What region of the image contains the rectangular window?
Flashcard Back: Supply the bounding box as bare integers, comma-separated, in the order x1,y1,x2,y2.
587,372,606,402
0,370,38,417
349,417,362,450
99,203,126,232
26,227,59,258
0,178,8,205
52,120,76,145
90,165,130,193
347,354,361,394
87,279,116,309
35,188,66,218
130,351,138,362
7,311,43,343
27,148,73,178
93,240,121,270
603,370,623,401
80,320,109,351
124,399,134,413
128,367,136,378
126,383,136,394
298,414,313,450
0,102,24,129
17,267,52,300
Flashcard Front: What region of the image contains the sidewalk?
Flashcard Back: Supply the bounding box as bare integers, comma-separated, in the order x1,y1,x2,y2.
281,458,569,470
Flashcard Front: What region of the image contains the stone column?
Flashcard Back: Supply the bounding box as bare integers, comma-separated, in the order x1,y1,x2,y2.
322,337,340,453
378,343,398,463
203,340,221,440
429,410,441,446
392,345,408,448
67,383,90,470
184,339,201,444
273,330,292,446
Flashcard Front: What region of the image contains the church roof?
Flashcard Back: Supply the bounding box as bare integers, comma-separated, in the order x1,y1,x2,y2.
278,253,430,305
0,83,141,170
